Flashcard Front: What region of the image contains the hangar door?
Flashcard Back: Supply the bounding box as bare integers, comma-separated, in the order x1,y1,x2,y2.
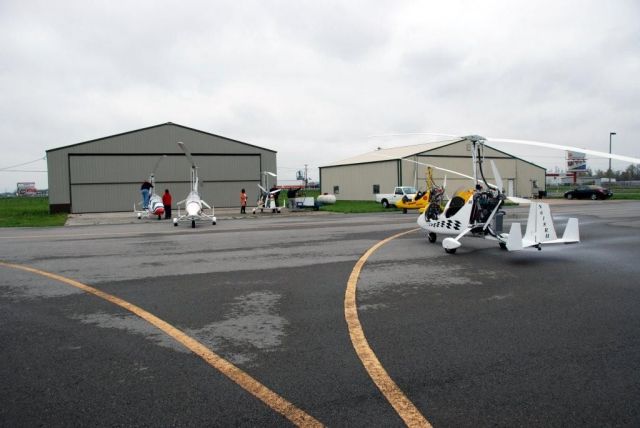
69,154,261,213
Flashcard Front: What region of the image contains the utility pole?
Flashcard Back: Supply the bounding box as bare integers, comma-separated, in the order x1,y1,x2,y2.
304,164,308,188
609,132,616,182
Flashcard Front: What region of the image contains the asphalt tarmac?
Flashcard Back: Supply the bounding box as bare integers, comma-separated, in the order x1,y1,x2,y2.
1,201,639,426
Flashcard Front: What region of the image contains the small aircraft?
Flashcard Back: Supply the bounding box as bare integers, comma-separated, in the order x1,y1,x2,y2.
134,155,166,220
413,135,581,253
173,142,217,228
252,171,284,214
395,166,447,214
371,132,640,254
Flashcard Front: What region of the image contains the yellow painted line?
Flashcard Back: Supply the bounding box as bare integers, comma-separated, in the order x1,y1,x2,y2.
0,261,323,427
344,228,432,428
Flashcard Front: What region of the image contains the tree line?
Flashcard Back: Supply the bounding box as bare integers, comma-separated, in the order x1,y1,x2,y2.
586,164,640,181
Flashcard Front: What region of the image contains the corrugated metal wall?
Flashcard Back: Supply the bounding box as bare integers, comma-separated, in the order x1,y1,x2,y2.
320,140,545,200
47,123,276,213
321,161,398,200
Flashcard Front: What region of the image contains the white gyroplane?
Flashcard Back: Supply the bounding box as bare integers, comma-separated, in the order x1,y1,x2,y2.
134,155,167,220
173,142,217,228
409,133,640,253
252,171,284,214
413,135,579,253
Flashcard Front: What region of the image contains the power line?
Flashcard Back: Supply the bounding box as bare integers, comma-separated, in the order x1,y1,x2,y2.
0,156,46,172
0,170,47,173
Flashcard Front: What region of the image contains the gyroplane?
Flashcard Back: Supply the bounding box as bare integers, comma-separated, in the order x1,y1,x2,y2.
173,142,217,228
408,133,640,253
252,171,284,214
395,166,447,214
134,155,167,220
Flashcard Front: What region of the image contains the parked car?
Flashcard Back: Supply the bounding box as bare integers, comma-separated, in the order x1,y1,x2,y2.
375,186,417,208
564,185,613,200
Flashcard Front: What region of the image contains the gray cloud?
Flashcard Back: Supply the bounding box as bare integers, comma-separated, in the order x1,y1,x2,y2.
0,0,639,191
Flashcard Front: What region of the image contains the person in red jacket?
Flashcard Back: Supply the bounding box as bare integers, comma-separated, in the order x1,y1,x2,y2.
162,189,172,219
240,188,247,214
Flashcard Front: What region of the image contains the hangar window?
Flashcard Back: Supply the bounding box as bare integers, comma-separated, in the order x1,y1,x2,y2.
373,184,380,194
333,185,340,194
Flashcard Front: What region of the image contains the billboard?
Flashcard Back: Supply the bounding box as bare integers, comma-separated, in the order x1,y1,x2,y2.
16,182,37,196
567,151,587,172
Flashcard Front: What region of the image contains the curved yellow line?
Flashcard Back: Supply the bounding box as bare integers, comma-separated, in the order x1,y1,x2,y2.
344,228,432,428
0,261,323,427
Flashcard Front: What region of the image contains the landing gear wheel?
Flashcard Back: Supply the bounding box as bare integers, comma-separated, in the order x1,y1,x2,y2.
191,220,196,228
212,220,216,225
428,232,437,243
445,248,457,254
499,242,507,250
403,208,408,214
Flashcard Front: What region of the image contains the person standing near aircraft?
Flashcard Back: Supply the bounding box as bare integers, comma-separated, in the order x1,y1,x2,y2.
240,188,247,214
140,180,153,209
163,189,172,219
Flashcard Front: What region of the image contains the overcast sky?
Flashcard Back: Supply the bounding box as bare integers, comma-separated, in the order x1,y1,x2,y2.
1,0,638,192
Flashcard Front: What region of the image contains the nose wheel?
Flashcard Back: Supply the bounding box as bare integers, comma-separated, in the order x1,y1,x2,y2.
428,232,437,243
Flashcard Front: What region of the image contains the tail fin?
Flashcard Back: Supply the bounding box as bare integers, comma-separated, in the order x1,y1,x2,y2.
524,202,558,244
506,222,523,251
561,217,580,243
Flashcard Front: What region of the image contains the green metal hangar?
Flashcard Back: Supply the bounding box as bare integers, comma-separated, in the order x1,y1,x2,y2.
319,137,546,200
46,122,276,213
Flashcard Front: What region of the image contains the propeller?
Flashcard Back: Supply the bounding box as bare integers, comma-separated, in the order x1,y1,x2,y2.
490,160,504,192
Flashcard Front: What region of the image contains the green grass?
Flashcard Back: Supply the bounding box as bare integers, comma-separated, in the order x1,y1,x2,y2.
319,200,397,213
612,193,640,200
0,197,67,227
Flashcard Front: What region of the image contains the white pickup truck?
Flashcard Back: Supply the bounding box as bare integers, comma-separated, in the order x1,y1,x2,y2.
375,186,417,208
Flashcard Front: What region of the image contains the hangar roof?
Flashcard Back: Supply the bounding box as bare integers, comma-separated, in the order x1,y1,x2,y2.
322,138,463,167
46,122,276,154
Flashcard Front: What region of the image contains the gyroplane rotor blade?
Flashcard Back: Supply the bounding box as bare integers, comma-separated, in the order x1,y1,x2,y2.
151,154,167,176
370,153,475,181
371,133,640,164
177,142,198,168
368,132,461,139
484,137,640,164
264,171,277,177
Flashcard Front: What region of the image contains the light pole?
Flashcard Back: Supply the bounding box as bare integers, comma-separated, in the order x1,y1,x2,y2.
609,132,616,181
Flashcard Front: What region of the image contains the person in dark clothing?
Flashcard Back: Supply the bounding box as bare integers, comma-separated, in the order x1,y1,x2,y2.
140,180,153,209
162,189,172,219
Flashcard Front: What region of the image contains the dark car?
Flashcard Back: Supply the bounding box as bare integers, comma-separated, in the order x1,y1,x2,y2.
564,185,613,200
